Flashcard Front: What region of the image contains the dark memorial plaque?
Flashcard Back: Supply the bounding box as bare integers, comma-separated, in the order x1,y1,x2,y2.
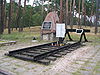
42,22,52,30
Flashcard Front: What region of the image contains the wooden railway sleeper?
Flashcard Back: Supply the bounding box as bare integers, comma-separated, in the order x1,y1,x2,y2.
45,56,57,61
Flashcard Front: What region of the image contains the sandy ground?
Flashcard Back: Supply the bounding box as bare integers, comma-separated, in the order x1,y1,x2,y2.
0,42,100,75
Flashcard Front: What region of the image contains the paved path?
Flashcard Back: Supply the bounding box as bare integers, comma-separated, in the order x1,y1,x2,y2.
0,43,100,75
73,45,100,75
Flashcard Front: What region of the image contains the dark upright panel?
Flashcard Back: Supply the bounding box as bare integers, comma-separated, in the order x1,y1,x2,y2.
42,22,52,30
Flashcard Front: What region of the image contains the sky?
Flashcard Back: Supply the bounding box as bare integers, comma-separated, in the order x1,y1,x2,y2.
6,0,49,7
6,0,34,6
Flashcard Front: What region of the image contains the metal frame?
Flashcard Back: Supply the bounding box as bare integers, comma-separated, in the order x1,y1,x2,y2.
65,29,90,42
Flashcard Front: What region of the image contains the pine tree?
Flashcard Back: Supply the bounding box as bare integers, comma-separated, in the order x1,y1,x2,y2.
65,0,68,28
8,0,13,34
0,0,4,34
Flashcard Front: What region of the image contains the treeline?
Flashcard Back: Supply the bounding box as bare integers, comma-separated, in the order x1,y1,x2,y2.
0,0,99,34
0,0,45,34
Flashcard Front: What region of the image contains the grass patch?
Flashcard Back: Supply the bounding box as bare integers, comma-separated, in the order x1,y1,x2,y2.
0,26,100,44
0,41,7,42
72,71,81,75
1,32,38,42
80,68,89,71
0,27,41,43
94,62,100,70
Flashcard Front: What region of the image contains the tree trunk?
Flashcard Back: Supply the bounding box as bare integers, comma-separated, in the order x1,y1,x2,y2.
70,0,75,29
11,0,14,31
16,0,21,32
65,0,68,28
59,0,63,23
95,0,99,34
69,0,72,28
0,0,2,34
41,0,44,22
90,0,94,27
81,0,85,27
47,0,50,13
15,4,19,30
54,0,56,11
84,7,86,27
78,0,81,28
20,0,27,32
2,0,5,30
3,0,6,29
8,0,12,34
0,0,4,34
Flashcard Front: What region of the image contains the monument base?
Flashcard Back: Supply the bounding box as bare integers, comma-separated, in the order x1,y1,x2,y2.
42,33,58,41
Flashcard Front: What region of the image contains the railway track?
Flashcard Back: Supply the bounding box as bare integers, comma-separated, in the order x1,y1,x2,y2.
6,42,83,65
